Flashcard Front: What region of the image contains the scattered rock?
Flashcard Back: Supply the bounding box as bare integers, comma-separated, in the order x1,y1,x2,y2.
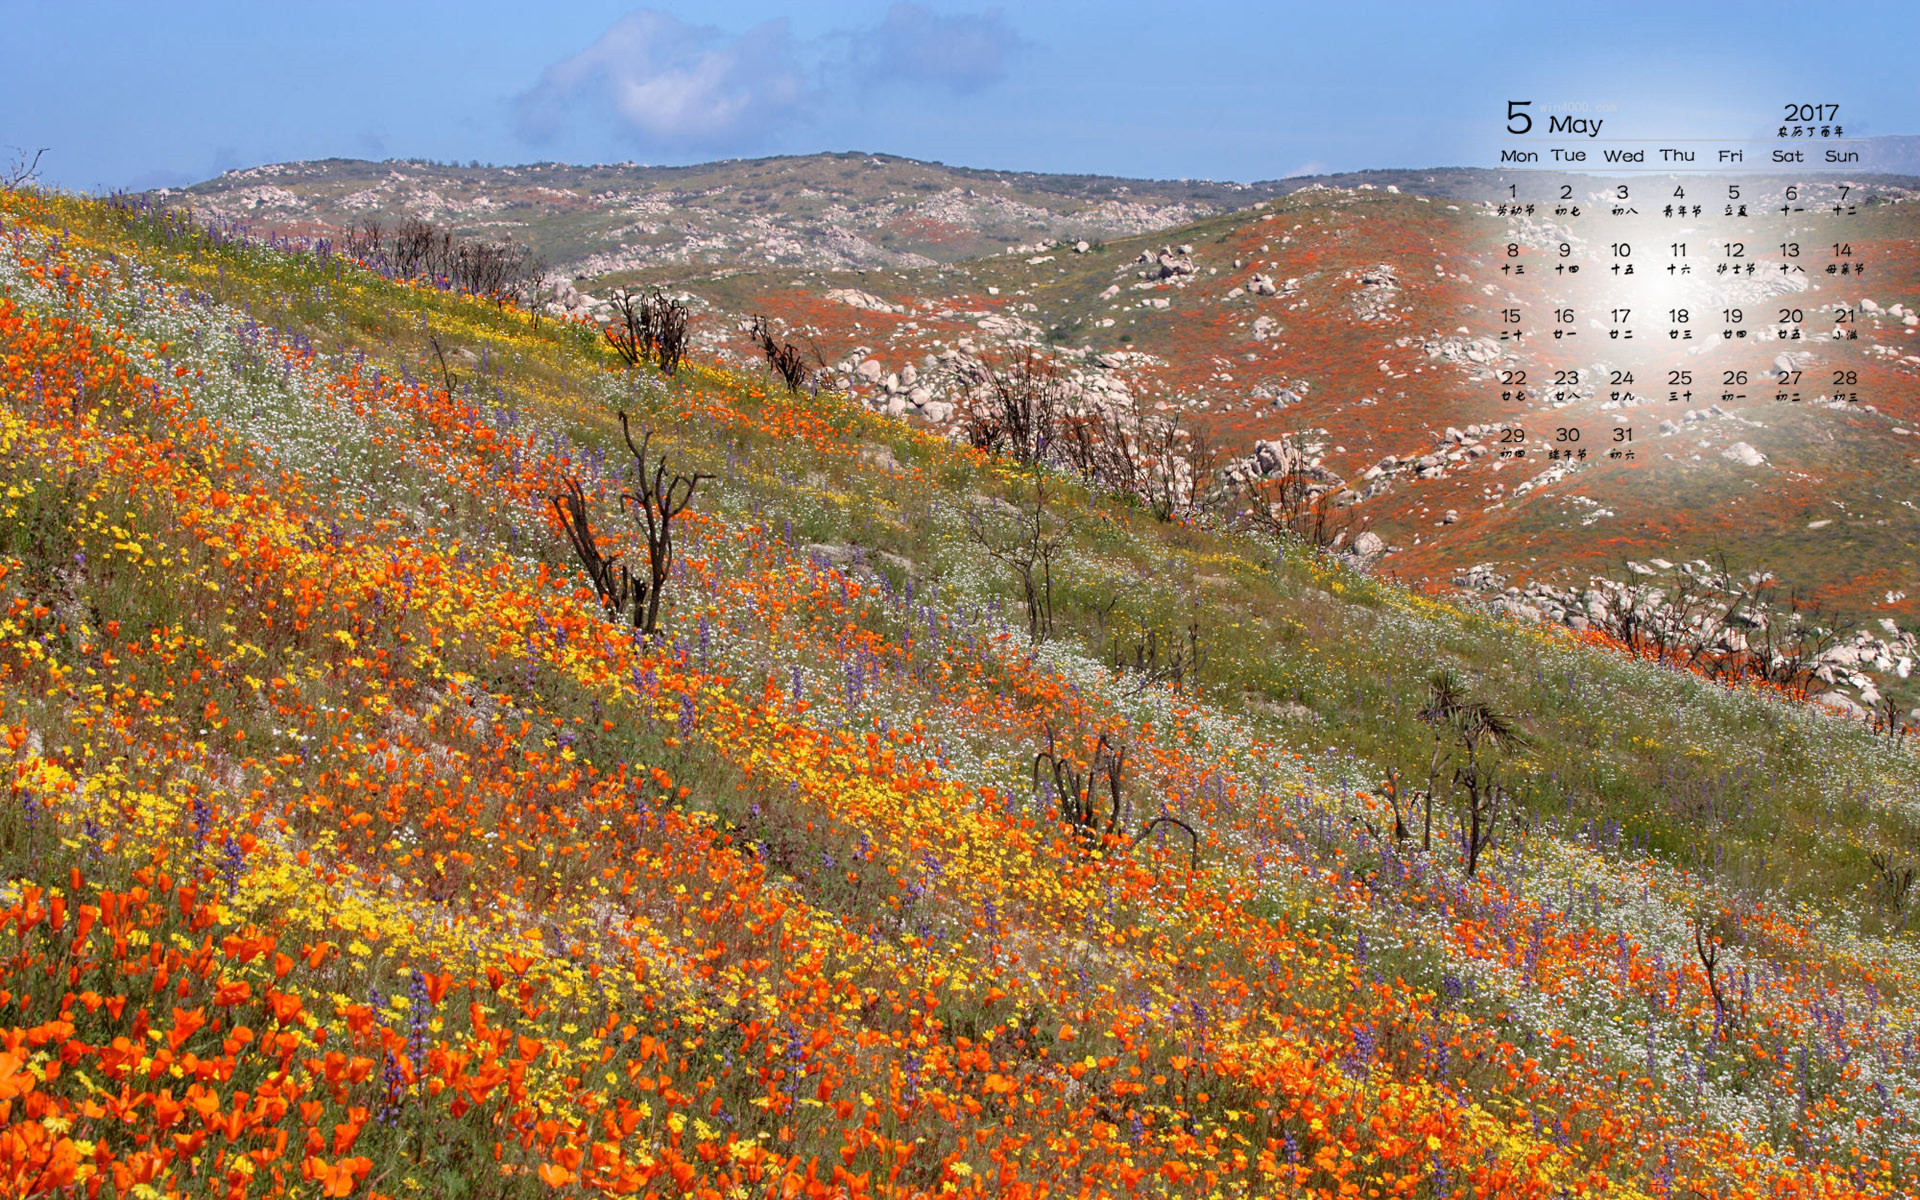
1813,692,1869,719
826,288,905,315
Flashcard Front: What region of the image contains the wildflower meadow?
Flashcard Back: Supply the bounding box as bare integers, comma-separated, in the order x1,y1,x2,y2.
4,186,1920,1199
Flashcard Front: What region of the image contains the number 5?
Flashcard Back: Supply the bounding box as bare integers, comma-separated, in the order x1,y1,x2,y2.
1507,101,1532,135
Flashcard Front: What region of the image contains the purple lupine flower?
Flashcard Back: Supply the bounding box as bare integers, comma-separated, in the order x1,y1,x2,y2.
220,835,245,900
377,1049,406,1124
190,792,214,853
903,1053,921,1106
408,969,432,1096
1345,1024,1377,1075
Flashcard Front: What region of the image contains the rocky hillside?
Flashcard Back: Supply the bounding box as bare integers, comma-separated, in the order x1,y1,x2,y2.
166,153,1286,276
165,156,1728,282
164,159,1920,721
687,182,1920,720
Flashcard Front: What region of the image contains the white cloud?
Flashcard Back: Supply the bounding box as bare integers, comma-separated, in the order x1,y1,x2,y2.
515,10,810,152
515,6,1021,154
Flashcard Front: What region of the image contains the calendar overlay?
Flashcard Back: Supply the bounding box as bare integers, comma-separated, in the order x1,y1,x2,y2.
1476,102,1906,486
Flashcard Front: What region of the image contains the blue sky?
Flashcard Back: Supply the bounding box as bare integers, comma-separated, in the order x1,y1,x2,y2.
6,1,1917,192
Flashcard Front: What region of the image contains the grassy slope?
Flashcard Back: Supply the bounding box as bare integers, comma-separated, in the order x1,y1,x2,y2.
689,186,1920,698
179,156,1920,664
4,189,1920,1197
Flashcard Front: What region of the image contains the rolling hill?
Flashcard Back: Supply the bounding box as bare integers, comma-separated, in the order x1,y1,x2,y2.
165,153,1289,274
642,175,1920,721
2,170,1916,1198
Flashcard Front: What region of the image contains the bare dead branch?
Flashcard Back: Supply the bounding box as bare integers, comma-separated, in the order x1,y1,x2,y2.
551,478,643,627
1692,915,1733,1037
1034,726,1125,840
4,146,48,189
428,336,457,397
1130,816,1199,870
964,472,1066,644
618,412,712,635
552,416,712,637
752,315,812,392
